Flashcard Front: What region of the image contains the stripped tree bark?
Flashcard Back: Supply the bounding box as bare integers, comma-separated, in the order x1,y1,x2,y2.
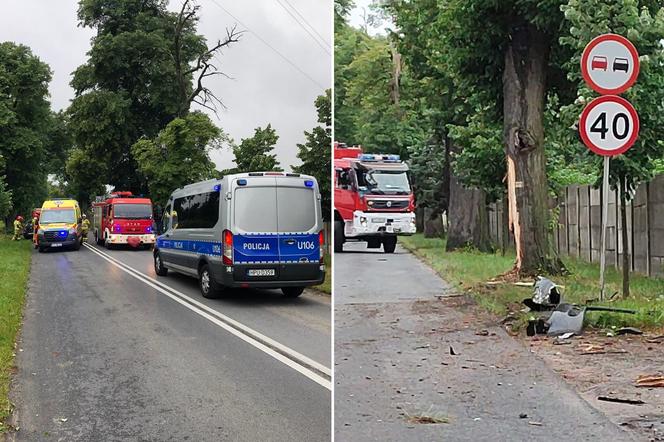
503,23,564,276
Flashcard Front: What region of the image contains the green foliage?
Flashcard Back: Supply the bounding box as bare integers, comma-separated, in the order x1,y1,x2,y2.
293,90,332,221
0,159,11,219
0,236,31,430
131,112,222,206
0,42,52,217
67,0,214,194
231,125,282,173
407,141,445,212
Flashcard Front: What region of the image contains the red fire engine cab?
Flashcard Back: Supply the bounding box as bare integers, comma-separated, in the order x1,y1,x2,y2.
92,191,155,249
334,142,416,253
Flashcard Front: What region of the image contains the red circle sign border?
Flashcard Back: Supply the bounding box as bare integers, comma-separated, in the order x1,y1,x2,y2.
581,34,640,95
579,95,639,157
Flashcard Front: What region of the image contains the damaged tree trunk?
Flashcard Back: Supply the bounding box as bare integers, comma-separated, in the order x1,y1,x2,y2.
503,23,564,275
446,175,490,252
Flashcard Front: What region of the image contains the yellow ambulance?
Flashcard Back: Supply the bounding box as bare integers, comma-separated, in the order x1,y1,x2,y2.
37,199,83,252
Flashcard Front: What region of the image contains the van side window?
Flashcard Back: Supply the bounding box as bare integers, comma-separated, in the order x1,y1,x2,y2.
162,203,172,231
173,192,220,229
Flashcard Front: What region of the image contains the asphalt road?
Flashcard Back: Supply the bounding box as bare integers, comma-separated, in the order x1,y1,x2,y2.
335,241,634,441
10,240,331,441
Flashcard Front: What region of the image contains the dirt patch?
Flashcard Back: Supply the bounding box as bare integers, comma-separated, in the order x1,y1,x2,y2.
524,331,664,441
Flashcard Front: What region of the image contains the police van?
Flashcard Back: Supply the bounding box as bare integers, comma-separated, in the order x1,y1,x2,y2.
153,172,325,298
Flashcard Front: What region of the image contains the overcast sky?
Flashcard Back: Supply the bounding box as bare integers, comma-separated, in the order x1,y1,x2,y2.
0,0,332,172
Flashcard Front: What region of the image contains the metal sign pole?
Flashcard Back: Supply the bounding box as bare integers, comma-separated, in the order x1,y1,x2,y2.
599,156,610,301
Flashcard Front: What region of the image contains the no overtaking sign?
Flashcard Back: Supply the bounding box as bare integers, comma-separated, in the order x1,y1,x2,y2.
579,33,640,300
580,34,640,157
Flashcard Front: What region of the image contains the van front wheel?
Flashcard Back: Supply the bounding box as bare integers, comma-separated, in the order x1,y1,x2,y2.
282,287,304,298
199,264,223,299
154,251,168,276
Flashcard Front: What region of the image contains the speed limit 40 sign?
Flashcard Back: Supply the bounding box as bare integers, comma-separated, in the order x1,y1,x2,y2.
579,95,639,156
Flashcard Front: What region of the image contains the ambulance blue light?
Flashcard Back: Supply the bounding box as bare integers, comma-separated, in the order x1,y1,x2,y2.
213,184,221,192
238,179,247,186
304,180,314,187
359,154,376,161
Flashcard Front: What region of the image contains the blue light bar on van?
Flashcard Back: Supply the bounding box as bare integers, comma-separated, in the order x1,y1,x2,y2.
237,179,247,186
304,180,314,187
213,184,221,192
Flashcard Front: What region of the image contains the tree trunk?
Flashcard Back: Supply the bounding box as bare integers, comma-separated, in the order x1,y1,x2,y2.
503,23,564,275
415,206,425,233
446,175,490,252
620,177,630,297
423,207,443,238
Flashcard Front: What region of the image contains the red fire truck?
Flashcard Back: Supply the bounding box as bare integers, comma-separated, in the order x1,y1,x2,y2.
92,191,155,249
334,142,416,253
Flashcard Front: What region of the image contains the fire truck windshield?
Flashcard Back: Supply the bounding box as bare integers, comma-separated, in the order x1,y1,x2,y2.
40,209,76,224
113,203,152,219
363,170,411,195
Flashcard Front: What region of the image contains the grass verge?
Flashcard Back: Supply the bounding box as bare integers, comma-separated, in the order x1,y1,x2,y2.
400,234,664,331
314,254,331,294
0,236,31,432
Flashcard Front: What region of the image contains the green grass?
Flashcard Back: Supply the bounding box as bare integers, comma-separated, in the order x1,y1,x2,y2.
0,236,31,432
400,234,664,331
314,254,331,294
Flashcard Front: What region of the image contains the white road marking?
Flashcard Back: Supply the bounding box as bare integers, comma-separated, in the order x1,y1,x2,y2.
83,243,332,390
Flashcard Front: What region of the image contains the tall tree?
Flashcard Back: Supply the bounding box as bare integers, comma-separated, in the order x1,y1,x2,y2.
293,90,332,221
68,0,239,195
0,42,52,219
232,125,282,173
388,0,573,275
131,111,223,205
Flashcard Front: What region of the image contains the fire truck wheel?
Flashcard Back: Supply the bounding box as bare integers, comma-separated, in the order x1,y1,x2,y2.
282,287,304,297
154,252,168,276
383,236,397,253
199,264,223,299
334,221,344,253
95,231,103,246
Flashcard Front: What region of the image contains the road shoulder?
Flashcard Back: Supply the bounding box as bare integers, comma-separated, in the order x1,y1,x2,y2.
335,242,635,441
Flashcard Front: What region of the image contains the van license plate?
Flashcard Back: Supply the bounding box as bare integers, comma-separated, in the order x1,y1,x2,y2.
247,269,275,277
51,243,62,247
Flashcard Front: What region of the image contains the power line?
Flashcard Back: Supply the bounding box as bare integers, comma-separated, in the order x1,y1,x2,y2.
206,0,326,90
275,0,331,55
280,0,331,49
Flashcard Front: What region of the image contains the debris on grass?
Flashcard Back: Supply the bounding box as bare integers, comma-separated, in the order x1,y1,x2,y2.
617,327,643,336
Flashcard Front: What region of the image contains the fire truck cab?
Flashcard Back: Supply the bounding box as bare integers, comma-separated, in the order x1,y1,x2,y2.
334,142,416,253
92,191,155,249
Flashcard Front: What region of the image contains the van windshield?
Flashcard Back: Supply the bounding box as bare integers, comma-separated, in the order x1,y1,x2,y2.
40,209,76,224
113,203,152,219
